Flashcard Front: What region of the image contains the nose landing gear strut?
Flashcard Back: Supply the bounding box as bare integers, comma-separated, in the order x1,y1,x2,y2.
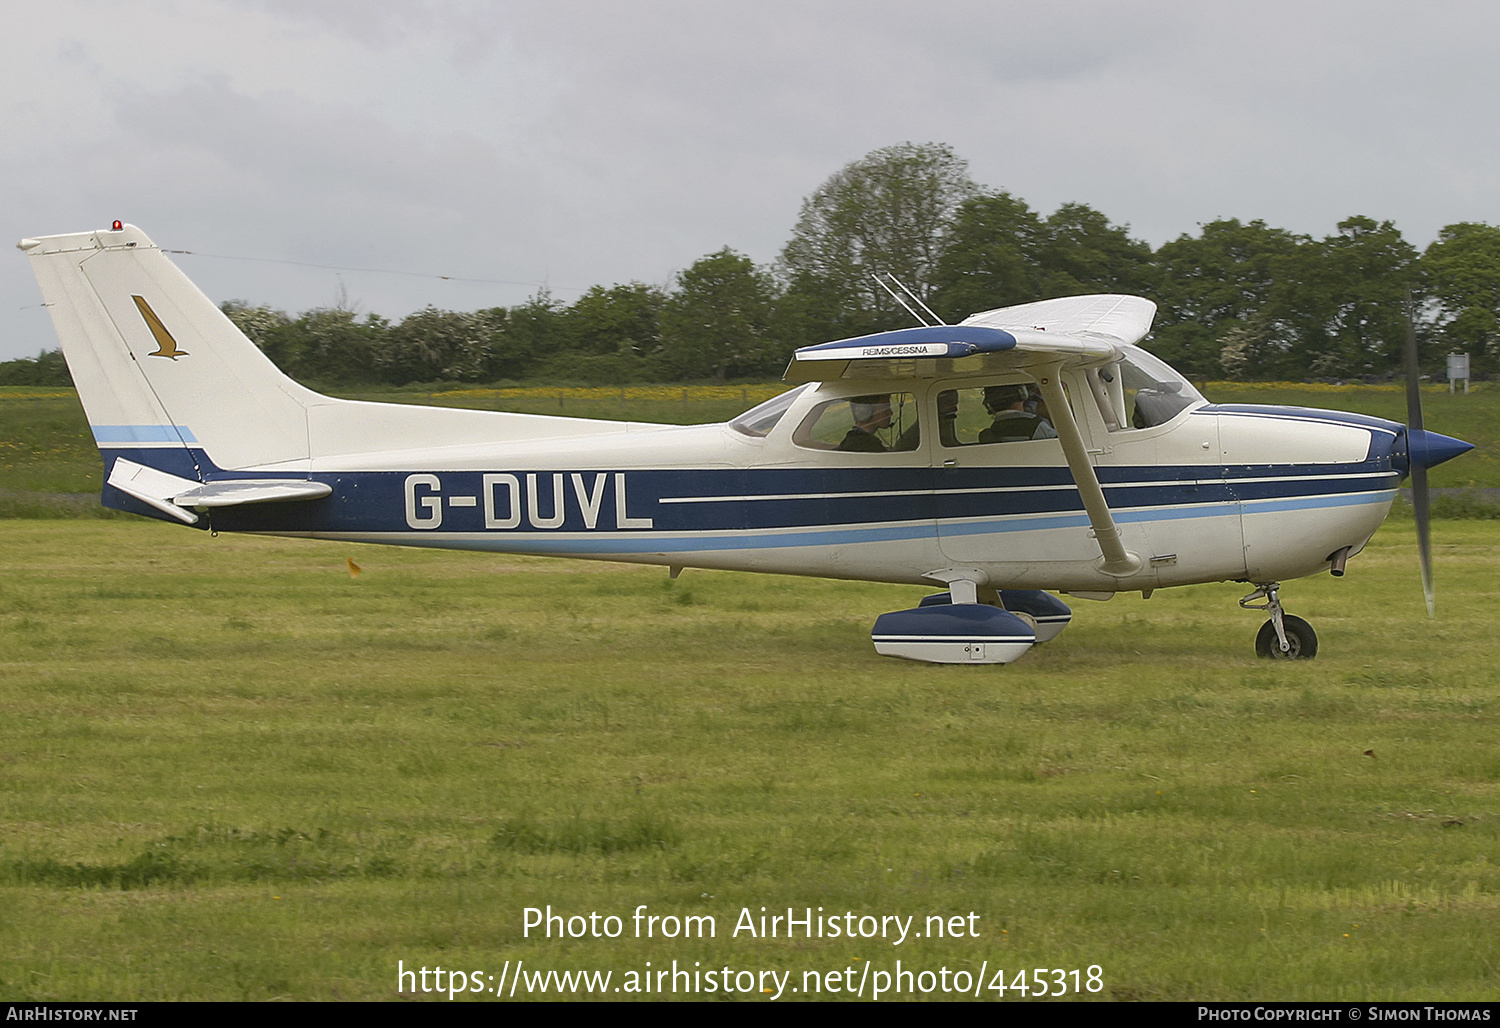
1240,582,1318,660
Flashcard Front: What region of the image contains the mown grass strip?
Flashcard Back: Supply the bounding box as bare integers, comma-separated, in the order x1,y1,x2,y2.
1,520,1496,1000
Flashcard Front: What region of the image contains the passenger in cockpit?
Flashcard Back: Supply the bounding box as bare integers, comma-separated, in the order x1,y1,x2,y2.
978,384,1057,443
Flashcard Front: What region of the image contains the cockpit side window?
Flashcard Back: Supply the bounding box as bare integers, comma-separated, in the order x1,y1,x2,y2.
793,392,920,452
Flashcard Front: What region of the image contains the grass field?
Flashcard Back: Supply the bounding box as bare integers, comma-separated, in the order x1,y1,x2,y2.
1,517,1497,1001
1,378,1495,1000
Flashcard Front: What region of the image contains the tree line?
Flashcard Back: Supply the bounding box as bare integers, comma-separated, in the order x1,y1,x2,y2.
6,142,1498,388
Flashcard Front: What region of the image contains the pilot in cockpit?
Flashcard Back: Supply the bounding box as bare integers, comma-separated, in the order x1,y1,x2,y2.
838,395,893,452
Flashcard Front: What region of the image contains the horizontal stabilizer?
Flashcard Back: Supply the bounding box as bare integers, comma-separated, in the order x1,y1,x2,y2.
172,479,333,507
107,457,330,519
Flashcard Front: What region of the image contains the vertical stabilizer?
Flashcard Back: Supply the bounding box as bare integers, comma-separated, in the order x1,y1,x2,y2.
20,224,315,472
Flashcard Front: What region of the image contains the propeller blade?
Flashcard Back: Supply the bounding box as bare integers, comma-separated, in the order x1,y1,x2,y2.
1403,291,1434,617
1411,463,1434,617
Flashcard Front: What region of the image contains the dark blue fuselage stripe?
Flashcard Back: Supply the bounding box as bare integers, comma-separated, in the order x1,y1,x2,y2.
95,445,1399,539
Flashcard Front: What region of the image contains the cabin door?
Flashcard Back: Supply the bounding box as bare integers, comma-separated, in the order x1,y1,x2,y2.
931,377,1079,567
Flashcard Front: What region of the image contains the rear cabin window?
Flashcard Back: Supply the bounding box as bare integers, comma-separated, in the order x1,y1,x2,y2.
937,381,1063,447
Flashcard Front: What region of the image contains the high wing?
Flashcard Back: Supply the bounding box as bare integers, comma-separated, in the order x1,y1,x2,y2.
784,294,1156,384
961,293,1157,345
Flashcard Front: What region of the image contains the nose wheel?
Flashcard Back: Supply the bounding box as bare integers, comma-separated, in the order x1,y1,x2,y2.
1241,583,1319,660
1254,614,1317,659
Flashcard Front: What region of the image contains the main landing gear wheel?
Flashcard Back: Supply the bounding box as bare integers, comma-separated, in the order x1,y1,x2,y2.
1255,615,1317,660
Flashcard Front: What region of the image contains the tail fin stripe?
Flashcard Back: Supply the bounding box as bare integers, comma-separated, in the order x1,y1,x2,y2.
92,425,201,444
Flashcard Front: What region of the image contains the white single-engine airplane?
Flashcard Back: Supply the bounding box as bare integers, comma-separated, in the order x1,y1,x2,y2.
19,223,1473,664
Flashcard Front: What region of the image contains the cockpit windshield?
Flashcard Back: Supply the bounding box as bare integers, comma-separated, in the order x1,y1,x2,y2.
1089,349,1204,431
1122,349,1203,426
729,384,810,437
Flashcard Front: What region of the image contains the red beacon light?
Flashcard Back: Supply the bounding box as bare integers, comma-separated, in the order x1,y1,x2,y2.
111,221,123,231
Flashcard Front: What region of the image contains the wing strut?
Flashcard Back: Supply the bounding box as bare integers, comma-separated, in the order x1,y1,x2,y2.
1034,364,1142,577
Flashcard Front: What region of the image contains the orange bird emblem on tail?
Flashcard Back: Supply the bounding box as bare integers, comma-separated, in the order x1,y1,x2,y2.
132,295,189,359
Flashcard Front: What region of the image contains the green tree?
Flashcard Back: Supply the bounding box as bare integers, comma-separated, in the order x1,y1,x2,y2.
379,307,500,384
930,191,1048,320
1036,202,1154,298
491,292,566,381
1150,219,1306,378
565,283,665,358
266,308,388,385
1280,216,1418,378
522,283,664,383
1215,311,1282,381
658,248,778,381
779,142,979,340
1423,221,1500,372
0,349,72,386
930,196,1151,326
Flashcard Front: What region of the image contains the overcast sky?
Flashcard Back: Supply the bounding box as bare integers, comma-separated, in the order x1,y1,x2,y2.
6,0,1500,361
